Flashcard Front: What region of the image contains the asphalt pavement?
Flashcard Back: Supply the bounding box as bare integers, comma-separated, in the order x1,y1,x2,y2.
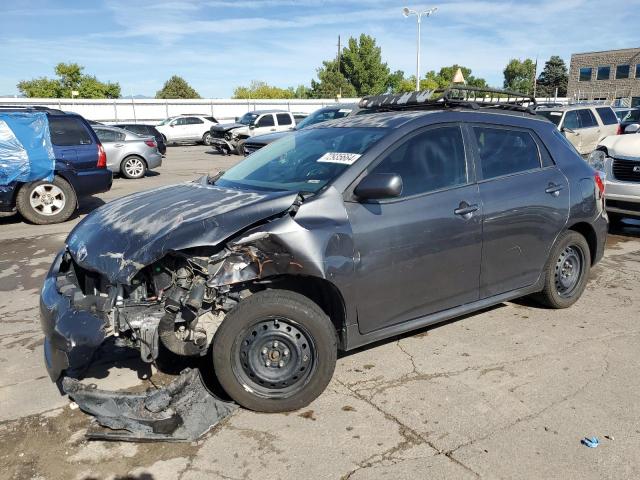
1,145,639,480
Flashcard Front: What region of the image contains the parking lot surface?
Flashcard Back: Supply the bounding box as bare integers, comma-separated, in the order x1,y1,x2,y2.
1,146,639,480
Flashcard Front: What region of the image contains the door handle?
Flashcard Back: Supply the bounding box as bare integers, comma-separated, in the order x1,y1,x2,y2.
545,183,564,196
454,202,479,218
270,128,276,131
114,143,124,147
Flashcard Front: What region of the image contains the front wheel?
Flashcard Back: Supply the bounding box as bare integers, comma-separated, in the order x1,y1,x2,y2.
120,156,146,179
533,231,591,309
212,290,337,412
202,132,213,145
16,176,76,224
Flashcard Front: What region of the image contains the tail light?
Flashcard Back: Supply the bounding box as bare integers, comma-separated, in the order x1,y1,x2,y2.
594,171,605,199
616,124,623,135
144,139,157,148
97,143,107,168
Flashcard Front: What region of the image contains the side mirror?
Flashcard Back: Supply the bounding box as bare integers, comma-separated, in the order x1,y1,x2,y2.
625,123,640,134
235,117,239,122
561,126,578,135
354,173,403,200
169,123,175,128
249,124,255,130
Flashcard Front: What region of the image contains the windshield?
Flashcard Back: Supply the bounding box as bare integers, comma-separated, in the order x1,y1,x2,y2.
238,112,260,125
538,110,563,126
157,117,176,126
620,109,640,122
216,127,387,193
296,107,354,130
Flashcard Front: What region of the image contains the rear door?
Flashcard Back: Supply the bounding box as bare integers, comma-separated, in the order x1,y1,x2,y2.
560,110,582,152
594,107,619,138
576,109,601,154
275,113,294,132
48,116,97,170
346,124,482,334
185,116,205,141
470,125,570,298
94,128,126,170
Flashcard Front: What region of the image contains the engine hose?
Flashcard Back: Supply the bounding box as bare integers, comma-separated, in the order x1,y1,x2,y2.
158,312,203,357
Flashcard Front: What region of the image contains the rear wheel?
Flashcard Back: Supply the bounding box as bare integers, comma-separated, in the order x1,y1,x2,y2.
16,176,76,224
212,290,337,412
533,231,591,309
120,156,146,179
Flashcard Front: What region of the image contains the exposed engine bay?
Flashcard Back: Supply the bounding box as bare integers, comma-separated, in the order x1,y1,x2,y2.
56,236,299,369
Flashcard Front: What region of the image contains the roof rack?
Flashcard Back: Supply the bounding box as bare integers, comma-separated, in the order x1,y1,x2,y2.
359,86,537,115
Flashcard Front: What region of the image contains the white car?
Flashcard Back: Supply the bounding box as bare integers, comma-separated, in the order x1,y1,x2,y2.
589,134,640,221
156,115,218,145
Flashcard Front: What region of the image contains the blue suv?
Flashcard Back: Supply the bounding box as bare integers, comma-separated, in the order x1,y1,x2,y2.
0,107,112,224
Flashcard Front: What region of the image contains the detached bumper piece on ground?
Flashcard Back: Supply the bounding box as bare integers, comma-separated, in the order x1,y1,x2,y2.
62,368,236,442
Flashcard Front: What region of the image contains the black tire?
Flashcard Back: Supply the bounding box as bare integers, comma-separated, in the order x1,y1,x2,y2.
202,132,213,146
120,156,147,179
16,176,76,225
533,231,591,309
212,289,337,412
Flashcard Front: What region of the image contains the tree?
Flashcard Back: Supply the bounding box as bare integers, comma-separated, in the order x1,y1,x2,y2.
503,58,536,94
341,34,390,96
536,56,568,97
309,60,357,99
390,65,489,94
156,75,200,99
232,81,310,99
17,62,121,98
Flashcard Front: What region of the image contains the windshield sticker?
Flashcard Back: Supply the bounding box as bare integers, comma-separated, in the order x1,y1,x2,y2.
338,109,352,113
550,112,562,116
317,152,361,165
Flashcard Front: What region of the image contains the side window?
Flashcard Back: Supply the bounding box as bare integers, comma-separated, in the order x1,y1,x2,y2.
172,118,187,126
95,129,118,143
577,109,598,128
49,117,92,146
369,126,467,198
257,115,275,127
595,107,618,125
204,116,217,123
562,111,580,129
116,131,126,141
473,127,541,180
186,117,204,124
276,113,292,126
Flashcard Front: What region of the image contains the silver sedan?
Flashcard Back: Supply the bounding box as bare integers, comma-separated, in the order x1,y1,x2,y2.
93,125,162,179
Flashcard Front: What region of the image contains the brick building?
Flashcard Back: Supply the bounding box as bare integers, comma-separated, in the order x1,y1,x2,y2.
567,47,640,106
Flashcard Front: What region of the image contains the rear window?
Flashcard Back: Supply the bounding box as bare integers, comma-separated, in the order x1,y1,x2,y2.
123,125,146,134
595,107,619,125
49,117,92,146
95,128,125,142
204,116,217,123
537,111,563,126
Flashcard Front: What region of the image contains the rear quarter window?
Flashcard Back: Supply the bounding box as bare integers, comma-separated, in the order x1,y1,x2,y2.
595,107,618,125
276,113,293,126
49,117,93,146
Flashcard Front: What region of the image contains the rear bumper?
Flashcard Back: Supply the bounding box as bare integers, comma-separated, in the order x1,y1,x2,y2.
62,168,113,197
592,211,608,265
146,152,163,170
40,251,109,381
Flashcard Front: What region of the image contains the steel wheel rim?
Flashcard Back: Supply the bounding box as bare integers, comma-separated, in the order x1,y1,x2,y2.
204,133,212,145
29,184,65,216
555,245,584,298
231,317,317,399
124,158,144,177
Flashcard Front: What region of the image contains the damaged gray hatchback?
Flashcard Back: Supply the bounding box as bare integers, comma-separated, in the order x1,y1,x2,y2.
40,88,608,413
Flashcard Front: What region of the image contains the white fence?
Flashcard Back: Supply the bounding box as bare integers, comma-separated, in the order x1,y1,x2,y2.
0,97,360,124
1,96,575,125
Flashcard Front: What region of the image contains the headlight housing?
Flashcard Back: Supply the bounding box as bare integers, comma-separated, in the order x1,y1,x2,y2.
587,149,607,172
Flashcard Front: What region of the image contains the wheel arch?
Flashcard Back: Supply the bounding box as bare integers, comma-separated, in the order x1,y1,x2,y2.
258,275,348,350
567,221,598,265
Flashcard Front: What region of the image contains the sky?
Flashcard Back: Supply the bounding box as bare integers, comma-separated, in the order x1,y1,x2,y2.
1,0,639,98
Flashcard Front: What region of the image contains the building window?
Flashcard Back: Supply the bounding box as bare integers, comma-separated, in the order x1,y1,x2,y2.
632,97,640,108
579,67,592,81
597,66,610,80
616,65,630,79
636,64,640,78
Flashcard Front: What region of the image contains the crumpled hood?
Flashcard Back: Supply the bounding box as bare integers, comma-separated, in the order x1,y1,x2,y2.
212,122,245,133
66,180,298,284
600,135,640,160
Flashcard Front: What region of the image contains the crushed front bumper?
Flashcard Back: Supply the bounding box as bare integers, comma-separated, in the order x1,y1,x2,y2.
40,251,110,381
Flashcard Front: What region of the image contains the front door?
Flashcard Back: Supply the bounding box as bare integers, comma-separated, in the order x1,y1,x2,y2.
346,125,482,335
253,114,277,137
470,125,570,298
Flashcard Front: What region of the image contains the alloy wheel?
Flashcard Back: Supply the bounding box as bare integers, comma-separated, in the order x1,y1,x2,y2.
29,184,66,216
124,157,145,178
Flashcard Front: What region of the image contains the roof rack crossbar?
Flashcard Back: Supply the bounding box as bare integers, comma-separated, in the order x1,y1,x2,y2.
360,86,537,115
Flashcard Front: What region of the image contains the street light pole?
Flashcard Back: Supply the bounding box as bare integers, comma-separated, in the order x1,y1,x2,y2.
403,6,437,91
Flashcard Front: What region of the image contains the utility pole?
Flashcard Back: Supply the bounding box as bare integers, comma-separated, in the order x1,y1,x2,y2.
337,35,342,99
532,56,538,98
403,7,437,91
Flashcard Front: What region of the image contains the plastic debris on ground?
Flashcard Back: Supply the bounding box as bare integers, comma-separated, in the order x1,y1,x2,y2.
581,436,600,448
62,368,237,442
0,112,55,186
